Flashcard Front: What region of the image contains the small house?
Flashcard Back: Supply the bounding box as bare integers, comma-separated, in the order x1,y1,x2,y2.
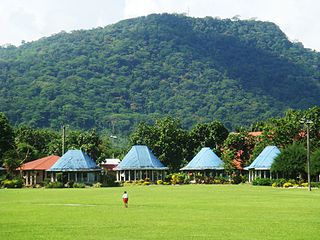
114,145,168,182
17,155,60,186
47,150,101,184
245,146,280,182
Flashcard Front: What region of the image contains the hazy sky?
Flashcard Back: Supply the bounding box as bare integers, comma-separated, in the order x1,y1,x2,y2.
0,0,319,51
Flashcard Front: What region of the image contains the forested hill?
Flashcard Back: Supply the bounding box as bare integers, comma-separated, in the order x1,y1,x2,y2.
0,13,319,134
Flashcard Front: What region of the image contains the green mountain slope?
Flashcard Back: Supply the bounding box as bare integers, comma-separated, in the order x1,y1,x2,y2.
0,13,319,134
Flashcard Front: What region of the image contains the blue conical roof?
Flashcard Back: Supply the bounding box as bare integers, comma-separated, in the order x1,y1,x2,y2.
114,145,168,170
180,147,224,170
245,146,280,170
47,150,100,172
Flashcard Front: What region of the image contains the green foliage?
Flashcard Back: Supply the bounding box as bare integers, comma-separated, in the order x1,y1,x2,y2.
213,176,229,184
283,182,294,188
252,178,272,186
73,183,86,188
45,181,64,188
0,14,319,135
189,121,229,155
1,177,23,188
100,173,119,187
222,131,256,171
156,179,163,185
310,149,320,176
271,142,307,179
230,174,244,184
271,178,287,187
92,182,102,188
0,112,15,162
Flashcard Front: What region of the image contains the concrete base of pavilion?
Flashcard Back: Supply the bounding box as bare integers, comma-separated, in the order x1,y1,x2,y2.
116,169,166,182
248,169,272,183
48,171,100,184
23,170,47,186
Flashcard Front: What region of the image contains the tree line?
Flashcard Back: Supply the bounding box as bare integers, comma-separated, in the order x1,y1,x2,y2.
1,106,320,180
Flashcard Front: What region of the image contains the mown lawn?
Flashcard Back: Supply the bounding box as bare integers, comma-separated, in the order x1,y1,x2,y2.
0,185,319,240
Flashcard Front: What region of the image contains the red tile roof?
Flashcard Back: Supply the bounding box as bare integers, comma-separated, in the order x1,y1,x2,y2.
248,131,263,137
18,155,60,170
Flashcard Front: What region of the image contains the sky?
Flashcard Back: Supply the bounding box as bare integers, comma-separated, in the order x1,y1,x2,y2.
0,0,319,51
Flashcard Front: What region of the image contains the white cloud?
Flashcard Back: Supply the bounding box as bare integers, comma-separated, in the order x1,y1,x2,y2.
0,0,125,45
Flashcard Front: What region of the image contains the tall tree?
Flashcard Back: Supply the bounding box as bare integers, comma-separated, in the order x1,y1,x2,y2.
0,112,15,164
222,131,256,170
310,149,320,179
189,121,229,155
271,142,306,179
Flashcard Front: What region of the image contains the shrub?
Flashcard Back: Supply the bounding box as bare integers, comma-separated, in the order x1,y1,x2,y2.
143,181,150,185
231,175,243,184
213,176,229,184
1,178,23,188
311,182,320,188
73,183,86,188
93,182,102,188
283,182,293,188
157,180,163,185
173,173,190,184
213,179,221,184
287,179,297,185
252,178,272,186
137,179,145,185
272,178,287,187
45,181,64,188
65,181,74,188
301,183,308,188
163,181,169,185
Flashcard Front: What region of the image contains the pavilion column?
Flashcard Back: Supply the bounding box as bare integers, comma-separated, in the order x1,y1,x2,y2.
264,170,266,179
129,170,131,181
116,171,119,182
25,172,29,186
151,171,154,182
134,170,136,181
31,172,37,185
68,173,70,182
248,171,251,183
75,172,78,182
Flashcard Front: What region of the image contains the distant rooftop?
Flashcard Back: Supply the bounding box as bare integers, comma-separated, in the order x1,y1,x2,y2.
17,155,60,171
47,150,100,172
245,146,280,170
114,145,168,170
181,147,224,171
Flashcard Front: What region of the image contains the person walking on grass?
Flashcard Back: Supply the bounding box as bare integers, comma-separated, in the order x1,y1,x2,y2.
122,191,128,208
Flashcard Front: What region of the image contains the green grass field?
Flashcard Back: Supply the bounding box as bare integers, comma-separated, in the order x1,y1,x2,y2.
0,185,319,240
